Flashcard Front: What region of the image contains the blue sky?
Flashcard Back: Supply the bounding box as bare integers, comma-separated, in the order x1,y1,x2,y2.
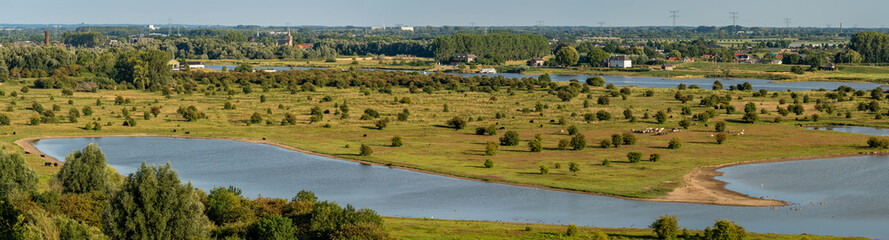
2,0,887,28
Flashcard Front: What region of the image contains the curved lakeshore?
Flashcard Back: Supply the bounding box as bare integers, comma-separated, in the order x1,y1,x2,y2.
16,133,879,207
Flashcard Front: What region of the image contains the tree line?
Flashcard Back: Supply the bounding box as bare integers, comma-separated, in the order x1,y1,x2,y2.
850,31,889,63
432,33,549,61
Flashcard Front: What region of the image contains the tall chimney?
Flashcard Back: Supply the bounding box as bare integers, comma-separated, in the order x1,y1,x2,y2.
44,30,49,46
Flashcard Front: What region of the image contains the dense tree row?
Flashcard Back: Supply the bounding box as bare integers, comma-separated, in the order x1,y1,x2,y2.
432,33,549,61
322,40,433,57
850,31,889,63
62,32,104,48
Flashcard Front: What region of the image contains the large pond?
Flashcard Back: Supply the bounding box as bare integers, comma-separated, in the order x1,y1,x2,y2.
205,64,884,91
33,136,889,239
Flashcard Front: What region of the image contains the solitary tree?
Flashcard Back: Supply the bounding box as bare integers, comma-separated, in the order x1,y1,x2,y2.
446,117,466,130
668,137,683,149
485,142,499,156
103,162,210,239
500,131,520,146
627,152,643,163
359,145,374,156
704,219,746,240
528,139,542,152
555,46,579,66
650,215,679,240
716,133,728,144
715,121,726,132
568,162,580,175
247,214,297,240
0,152,38,197
391,136,403,147
570,133,586,150
56,144,111,194
655,111,668,124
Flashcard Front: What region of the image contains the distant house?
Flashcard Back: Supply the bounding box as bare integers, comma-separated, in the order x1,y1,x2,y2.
820,63,837,71
168,59,180,71
760,59,783,64
276,34,293,46
183,62,204,69
608,56,632,68
297,43,313,49
453,54,477,63
399,26,414,31
527,58,545,67
735,54,750,62
683,58,695,63
479,68,497,74
668,57,679,61
662,64,674,71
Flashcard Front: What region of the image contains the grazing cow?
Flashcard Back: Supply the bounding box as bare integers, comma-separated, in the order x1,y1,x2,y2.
24,151,30,154
44,162,52,166
12,132,15,135
498,127,505,130
173,129,177,132
363,134,367,137
185,131,190,134
53,163,58,167
529,120,534,123
40,154,45,157
539,124,543,128
549,119,555,123
262,137,266,140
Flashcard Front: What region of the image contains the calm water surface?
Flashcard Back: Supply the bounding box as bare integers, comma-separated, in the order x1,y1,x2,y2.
33,136,889,239
205,65,884,91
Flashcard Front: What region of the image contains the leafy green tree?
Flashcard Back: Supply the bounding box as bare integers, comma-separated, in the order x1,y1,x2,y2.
655,111,668,124
485,142,498,156
500,131,520,146
528,139,542,152
650,153,661,162
56,144,111,194
712,80,724,90
712,132,729,145
446,117,466,130
206,187,251,225
650,215,679,240
567,125,578,135
679,119,691,129
627,152,643,163
483,159,494,168
566,223,578,236
704,219,746,240
391,136,403,147
715,121,726,132
247,214,297,240
0,196,30,239
568,162,580,175
555,46,579,66
250,112,264,124
668,137,682,149
359,145,373,156
539,165,549,174
103,162,210,239
177,106,205,121
622,133,637,145
570,133,586,150
586,76,605,86
587,48,610,67
0,152,38,197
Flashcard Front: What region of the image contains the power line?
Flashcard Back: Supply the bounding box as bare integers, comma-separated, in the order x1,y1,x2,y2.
597,21,606,28
729,12,739,27
784,18,791,28
669,10,679,28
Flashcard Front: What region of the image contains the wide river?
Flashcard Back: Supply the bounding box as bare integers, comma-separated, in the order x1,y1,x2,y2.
33,131,889,239
205,64,884,91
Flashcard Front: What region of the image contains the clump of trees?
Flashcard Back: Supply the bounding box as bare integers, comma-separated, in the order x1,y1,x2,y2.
867,137,889,148
500,131,520,146
668,137,682,149
650,215,679,240
446,117,466,130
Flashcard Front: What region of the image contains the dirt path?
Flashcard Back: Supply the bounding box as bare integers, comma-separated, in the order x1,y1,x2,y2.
16,134,885,207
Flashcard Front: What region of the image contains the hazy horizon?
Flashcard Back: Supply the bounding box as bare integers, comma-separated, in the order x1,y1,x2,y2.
2,0,887,28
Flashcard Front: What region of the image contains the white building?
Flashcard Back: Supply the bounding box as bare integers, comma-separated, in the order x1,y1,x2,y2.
479,68,497,74
608,56,632,68
399,26,414,31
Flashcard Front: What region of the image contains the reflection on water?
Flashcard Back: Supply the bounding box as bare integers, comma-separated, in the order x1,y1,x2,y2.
33,137,889,238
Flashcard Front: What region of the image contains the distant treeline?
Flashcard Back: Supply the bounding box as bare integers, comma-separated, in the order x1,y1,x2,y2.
850,31,889,63
323,40,433,57
432,33,549,61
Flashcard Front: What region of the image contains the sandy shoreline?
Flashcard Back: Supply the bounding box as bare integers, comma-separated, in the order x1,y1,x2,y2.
16,134,887,207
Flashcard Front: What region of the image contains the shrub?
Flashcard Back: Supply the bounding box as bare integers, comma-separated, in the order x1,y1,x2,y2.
539,165,549,174
250,112,263,124
596,110,612,121
247,214,297,240
391,136,403,147
177,106,205,121
0,114,10,125
611,134,623,148
600,139,613,148
374,118,390,130
650,215,679,240
484,159,494,168
558,139,570,149
716,133,728,144
627,152,643,163
867,137,889,148
597,96,610,105
679,119,691,129
567,125,578,135
528,139,542,152
655,111,668,124
650,153,661,162
704,219,746,240
568,162,580,174
602,159,610,166
570,133,586,150
668,137,682,149
622,133,637,145
446,117,466,130
566,223,578,236
586,76,605,86
742,112,758,123
500,131,520,146
359,144,373,156
485,142,498,156
715,121,726,132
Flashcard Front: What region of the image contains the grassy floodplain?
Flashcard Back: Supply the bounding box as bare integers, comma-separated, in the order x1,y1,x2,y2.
5,69,885,201
383,217,869,240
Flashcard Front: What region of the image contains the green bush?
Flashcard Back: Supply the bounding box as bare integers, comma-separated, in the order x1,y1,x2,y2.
611,134,623,148
539,165,549,174
650,153,661,162
668,137,682,149
484,159,494,168
622,133,637,145
528,139,542,152
627,152,643,163
359,144,373,156
500,131,520,146
570,134,586,150
704,219,746,240
716,133,728,144
566,223,578,236
650,215,679,240
391,136,403,147
446,117,466,130
485,142,499,156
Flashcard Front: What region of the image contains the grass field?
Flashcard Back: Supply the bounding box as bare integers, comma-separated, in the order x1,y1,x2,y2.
4,72,885,200
384,217,869,240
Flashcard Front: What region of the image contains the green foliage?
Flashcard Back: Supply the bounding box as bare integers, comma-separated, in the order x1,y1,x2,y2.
0,152,38,197
716,133,728,144
611,134,623,148
586,76,605,86
484,159,494,168
206,187,252,225
446,116,466,130
627,152,643,163
247,214,296,240
103,162,210,239
566,223,578,236
715,121,726,132
391,136,403,147
704,219,746,240
359,144,374,156
485,142,499,156
655,111,668,124
650,153,661,162
587,48,610,67
177,105,205,121
528,139,542,152
539,165,549,174
567,125,578,135
570,133,586,150
555,46,579,66
56,144,111,194
499,131,520,146
596,110,612,121
563,160,581,175
250,112,264,124
433,33,548,61
0,196,30,239
622,133,637,145
600,139,613,148
650,215,679,240
867,137,889,148
668,137,682,149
